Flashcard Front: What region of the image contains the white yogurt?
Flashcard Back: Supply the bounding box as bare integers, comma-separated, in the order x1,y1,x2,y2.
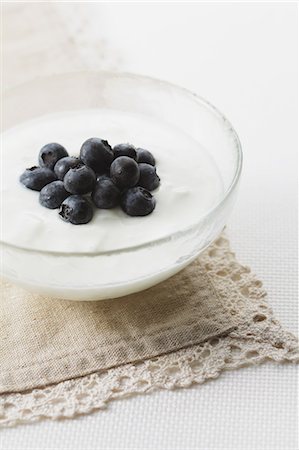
1,109,224,254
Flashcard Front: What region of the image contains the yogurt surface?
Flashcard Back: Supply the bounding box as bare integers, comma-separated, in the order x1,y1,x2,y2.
1,109,224,254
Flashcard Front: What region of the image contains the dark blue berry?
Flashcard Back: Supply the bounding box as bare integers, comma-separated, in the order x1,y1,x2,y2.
80,138,114,174
20,166,57,191
59,195,93,225
113,143,137,160
121,187,156,216
92,176,121,209
136,148,155,166
110,156,140,189
64,164,96,195
138,163,160,191
38,143,68,170
54,156,81,180
39,181,69,209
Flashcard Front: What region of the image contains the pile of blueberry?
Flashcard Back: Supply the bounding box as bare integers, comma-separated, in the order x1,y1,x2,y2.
20,138,160,224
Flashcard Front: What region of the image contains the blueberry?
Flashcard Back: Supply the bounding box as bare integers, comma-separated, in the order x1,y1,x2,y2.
59,195,93,225
39,181,70,209
38,143,68,170
110,156,140,189
80,138,114,174
138,163,160,191
121,187,156,216
64,164,96,195
136,148,155,166
54,156,81,180
113,143,137,160
92,176,121,209
20,166,57,191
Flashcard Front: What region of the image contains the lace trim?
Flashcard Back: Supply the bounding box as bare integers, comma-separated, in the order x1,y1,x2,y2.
1,235,298,427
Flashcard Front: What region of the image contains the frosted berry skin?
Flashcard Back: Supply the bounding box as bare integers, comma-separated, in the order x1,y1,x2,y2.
54,156,81,180
92,176,121,209
121,187,156,216
138,163,160,191
113,143,137,160
59,195,93,225
136,148,155,166
39,181,70,209
38,143,68,170
80,138,114,174
19,136,159,224
20,166,57,191
64,165,96,195
110,156,140,189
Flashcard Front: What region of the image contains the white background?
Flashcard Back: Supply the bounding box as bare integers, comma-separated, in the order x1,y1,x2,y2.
1,2,298,449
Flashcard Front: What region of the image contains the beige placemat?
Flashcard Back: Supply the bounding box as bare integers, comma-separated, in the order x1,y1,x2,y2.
0,235,298,427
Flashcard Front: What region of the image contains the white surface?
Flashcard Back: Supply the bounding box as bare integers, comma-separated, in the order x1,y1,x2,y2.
1,3,298,449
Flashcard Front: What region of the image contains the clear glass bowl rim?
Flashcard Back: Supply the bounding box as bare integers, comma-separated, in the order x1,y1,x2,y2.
1,70,243,257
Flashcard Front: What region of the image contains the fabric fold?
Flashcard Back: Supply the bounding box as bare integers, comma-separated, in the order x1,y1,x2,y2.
0,252,236,394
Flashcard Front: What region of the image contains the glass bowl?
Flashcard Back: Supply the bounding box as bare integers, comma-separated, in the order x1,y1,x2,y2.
1,71,242,301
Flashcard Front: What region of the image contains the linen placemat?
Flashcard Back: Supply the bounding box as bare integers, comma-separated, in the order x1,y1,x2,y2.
0,235,298,427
